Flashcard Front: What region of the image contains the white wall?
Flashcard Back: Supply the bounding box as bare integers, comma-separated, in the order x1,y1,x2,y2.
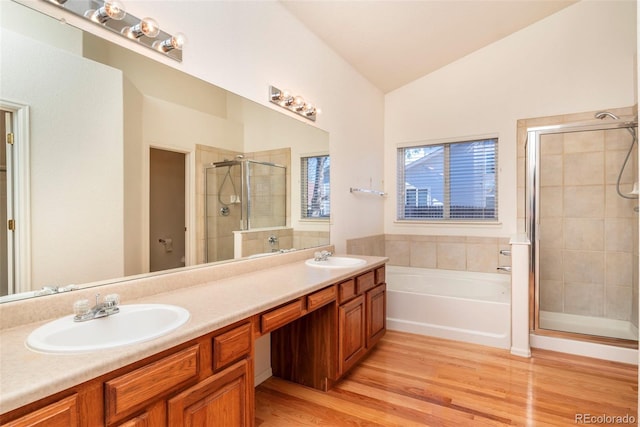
385,0,637,238
16,0,386,254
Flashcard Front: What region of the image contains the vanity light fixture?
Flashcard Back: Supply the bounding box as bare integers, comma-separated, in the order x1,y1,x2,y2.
41,0,185,62
269,85,320,122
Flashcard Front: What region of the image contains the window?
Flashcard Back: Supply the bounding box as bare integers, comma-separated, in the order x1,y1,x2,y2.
301,155,330,219
397,138,497,221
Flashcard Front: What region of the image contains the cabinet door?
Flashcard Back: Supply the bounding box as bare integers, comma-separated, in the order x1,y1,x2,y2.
167,359,252,427
366,283,386,348
338,295,366,376
2,395,78,427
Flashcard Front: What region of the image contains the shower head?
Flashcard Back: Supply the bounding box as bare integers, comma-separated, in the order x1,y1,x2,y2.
595,111,620,120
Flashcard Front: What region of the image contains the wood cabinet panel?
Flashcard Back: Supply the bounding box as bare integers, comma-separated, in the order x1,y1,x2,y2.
338,295,366,376
2,395,78,427
366,284,386,348
356,271,375,294
307,285,336,312
105,345,199,425
167,359,252,427
375,266,385,285
260,298,304,334
338,279,356,303
213,323,252,371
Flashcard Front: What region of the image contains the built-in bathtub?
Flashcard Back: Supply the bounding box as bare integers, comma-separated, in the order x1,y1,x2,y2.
386,266,511,349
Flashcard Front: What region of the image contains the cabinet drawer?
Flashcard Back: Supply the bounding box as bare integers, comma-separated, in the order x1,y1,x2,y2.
356,271,375,294
261,298,305,333
307,285,336,312
105,345,199,424
375,265,386,285
338,279,356,303
213,323,252,371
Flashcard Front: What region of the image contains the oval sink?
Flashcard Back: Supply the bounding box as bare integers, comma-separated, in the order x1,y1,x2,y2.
27,304,190,353
305,257,367,269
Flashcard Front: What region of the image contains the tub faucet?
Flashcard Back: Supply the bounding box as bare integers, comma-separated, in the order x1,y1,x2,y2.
314,250,333,261
73,293,120,322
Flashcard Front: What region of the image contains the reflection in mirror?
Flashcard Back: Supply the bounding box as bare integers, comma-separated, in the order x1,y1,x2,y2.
0,1,329,302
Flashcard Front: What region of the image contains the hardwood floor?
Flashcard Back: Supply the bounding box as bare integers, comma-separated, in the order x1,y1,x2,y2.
255,330,638,426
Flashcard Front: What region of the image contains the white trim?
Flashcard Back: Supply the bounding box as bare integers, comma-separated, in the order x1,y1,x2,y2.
396,133,500,149
1,100,30,295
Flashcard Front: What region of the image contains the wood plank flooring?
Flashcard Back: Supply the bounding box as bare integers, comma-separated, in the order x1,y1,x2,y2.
255,331,637,426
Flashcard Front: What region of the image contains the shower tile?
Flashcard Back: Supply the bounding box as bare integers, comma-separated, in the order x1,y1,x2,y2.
436,242,466,271
539,279,563,312
564,152,604,186
605,185,637,219
563,218,603,251
563,185,604,218
564,282,604,317
606,149,636,185
539,248,563,281
605,128,635,151
563,250,604,285
540,155,563,186
385,240,411,266
540,133,564,155
563,130,604,153
605,285,632,321
410,241,437,268
605,218,634,253
605,252,632,287
539,218,563,249
539,186,563,218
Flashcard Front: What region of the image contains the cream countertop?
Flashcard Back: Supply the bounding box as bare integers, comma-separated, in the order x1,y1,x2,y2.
0,250,387,414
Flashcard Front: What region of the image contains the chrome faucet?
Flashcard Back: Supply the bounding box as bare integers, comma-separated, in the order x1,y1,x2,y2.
73,293,120,322
314,250,333,261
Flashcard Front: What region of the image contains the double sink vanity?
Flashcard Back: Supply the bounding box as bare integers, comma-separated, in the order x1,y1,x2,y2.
0,248,387,426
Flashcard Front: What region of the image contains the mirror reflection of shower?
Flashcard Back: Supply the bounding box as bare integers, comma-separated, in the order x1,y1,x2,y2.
204,158,286,263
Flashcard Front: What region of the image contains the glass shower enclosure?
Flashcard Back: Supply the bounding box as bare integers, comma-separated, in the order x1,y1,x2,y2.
526,118,638,345
204,159,286,263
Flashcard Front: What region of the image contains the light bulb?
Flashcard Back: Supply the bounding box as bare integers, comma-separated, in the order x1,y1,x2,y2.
154,32,187,52
293,96,305,111
86,0,126,24
122,17,160,39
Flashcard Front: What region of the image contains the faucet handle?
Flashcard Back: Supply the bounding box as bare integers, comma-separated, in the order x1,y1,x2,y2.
104,294,120,307
73,299,90,317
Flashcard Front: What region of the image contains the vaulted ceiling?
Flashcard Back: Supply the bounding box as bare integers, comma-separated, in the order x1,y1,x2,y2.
280,0,578,93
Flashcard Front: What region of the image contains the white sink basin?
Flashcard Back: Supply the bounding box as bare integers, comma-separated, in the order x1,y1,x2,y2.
27,304,190,353
305,257,367,269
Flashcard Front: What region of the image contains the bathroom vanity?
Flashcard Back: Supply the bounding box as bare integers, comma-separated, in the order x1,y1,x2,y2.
0,251,387,426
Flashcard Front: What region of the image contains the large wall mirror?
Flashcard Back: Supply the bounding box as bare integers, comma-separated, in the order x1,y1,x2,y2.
0,1,330,302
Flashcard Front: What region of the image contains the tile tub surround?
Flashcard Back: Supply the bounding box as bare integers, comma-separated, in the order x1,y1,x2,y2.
347,234,511,274
0,247,387,414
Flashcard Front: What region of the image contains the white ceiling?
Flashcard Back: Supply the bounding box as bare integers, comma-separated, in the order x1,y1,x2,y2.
280,0,578,93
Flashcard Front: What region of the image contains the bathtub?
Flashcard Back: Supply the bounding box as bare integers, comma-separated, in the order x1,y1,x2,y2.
386,266,511,349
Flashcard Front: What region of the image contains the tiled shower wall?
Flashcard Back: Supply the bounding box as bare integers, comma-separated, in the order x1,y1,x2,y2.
347,234,511,274
517,107,639,325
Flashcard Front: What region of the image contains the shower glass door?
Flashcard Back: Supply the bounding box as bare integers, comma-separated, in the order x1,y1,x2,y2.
529,123,638,342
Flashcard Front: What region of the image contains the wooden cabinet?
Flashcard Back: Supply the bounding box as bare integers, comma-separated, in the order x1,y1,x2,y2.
2,395,79,427
338,295,366,375
1,262,387,426
167,359,252,426
337,266,386,378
